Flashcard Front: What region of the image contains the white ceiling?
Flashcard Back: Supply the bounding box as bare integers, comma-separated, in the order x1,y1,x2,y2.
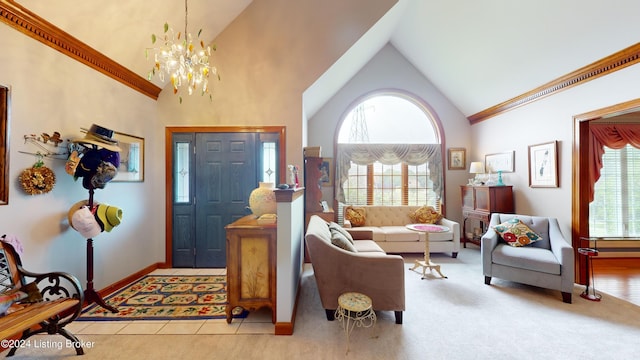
17,0,640,118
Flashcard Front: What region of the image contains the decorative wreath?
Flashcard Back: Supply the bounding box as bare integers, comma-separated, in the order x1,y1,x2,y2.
20,165,56,195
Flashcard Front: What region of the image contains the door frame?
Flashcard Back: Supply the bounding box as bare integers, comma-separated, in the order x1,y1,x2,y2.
572,98,640,283
165,126,286,267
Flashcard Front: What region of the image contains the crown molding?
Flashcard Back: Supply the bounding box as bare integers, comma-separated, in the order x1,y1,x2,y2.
0,0,161,100
468,42,640,124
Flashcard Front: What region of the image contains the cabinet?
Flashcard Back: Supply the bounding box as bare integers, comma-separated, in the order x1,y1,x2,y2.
461,185,514,247
303,156,334,261
304,156,324,213
225,215,276,324
304,156,334,226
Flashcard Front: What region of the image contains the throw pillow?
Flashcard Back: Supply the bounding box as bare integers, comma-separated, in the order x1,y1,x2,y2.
344,206,366,227
493,218,543,247
330,229,357,252
329,222,354,244
409,205,443,224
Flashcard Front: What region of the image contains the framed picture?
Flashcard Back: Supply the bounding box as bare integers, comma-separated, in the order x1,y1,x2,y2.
528,141,558,188
112,131,144,182
0,85,9,205
447,148,466,170
319,158,333,187
485,151,515,173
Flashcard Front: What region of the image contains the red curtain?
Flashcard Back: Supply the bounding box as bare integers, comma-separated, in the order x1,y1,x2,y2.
588,123,640,202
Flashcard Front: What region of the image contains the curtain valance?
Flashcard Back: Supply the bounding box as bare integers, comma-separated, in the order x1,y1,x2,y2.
335,143,443,203
588,123,640,202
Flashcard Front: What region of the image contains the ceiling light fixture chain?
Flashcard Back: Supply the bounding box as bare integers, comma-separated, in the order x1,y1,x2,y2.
145,0,219,103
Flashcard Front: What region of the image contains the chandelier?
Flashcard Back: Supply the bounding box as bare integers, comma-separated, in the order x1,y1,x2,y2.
146,0,218,102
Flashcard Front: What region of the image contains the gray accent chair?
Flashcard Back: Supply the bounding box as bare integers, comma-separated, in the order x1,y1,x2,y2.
482,213,574,303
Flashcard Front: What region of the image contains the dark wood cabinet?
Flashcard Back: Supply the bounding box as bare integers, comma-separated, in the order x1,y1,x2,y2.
461,185,514,247
225,215,276,324
304,157,324,213
303,156,334,261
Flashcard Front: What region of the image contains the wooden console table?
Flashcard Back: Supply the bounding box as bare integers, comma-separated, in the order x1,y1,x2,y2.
225,215,277,324
461,185,514,247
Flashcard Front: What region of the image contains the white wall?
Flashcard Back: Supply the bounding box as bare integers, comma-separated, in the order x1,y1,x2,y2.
307,44,471,223
471,64,640,238
0,25,163,288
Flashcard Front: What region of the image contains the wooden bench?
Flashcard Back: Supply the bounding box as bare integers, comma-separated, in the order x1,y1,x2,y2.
0,239,84,356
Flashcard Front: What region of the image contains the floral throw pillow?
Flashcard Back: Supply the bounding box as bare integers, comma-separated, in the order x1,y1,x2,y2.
344,206,366,227
493,218,543,247
409,206,443,224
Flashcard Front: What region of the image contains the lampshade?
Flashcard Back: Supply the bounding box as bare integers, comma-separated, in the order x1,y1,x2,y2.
469,162,485,174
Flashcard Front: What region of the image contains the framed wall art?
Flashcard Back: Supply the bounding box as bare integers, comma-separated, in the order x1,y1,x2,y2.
112,131,144,182
319,158,333,187
485,151,514,173
0,84,9,205
448,148,466,170
528,141,558,188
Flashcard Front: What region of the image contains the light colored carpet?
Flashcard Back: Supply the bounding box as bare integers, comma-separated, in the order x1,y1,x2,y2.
5,248,640,359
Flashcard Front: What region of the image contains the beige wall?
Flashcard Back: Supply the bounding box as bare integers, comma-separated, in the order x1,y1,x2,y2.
471,65,640,238
157,0,396,172
0,0,396,287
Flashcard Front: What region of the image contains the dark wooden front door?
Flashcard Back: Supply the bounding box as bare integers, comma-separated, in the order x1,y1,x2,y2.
172,132,256,268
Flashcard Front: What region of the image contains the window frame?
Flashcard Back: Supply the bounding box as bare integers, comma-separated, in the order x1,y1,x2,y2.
336,90,445,212
589,144,640,238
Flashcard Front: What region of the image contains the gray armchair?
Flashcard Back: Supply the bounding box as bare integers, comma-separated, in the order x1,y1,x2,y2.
482,213,574,303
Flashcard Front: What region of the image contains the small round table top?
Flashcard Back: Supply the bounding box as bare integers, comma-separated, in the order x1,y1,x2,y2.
338,292,372,312
406,223,450,233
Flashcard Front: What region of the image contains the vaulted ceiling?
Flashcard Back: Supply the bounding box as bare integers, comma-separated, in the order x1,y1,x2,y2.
15,0,640,119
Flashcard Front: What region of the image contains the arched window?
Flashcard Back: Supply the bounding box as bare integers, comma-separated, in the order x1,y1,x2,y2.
336,92,443,209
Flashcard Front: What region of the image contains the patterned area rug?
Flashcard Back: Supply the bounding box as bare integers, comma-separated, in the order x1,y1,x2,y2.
80,275,246,321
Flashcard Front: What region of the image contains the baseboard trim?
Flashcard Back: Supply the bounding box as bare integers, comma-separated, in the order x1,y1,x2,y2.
274,274,303,335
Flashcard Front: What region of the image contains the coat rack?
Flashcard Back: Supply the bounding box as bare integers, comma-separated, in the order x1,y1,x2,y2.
84,186,118,313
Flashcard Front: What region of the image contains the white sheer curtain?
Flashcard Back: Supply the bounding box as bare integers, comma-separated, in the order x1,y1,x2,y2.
335,143,443,203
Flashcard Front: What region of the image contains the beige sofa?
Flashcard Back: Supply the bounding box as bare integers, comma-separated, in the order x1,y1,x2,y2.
305,215,405,324
343,205,460,257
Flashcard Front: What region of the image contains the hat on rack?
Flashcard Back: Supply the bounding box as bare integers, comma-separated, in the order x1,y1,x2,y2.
75,150,102,179
68,200,101,238
89,162,117,189
73,124,121,152
65,150,81,176
99,148,120,169
95,204,122,232
73,149,119,189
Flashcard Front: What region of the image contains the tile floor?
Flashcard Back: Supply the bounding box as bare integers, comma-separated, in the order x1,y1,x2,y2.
68,267,275,336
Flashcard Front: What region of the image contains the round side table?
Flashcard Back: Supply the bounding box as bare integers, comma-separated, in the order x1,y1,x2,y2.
406,223,450,279
334,292,376,353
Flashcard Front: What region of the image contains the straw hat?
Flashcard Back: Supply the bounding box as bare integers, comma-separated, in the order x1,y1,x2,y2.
72,124,121,152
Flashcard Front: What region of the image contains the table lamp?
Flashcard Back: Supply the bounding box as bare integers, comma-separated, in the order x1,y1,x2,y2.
469,162,485,185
